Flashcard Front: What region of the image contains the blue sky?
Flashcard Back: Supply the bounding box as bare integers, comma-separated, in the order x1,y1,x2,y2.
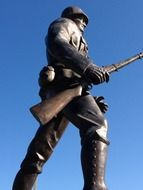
1,0,143,190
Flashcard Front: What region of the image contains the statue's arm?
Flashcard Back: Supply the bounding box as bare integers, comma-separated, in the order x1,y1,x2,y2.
46,18,109,84
46,19,92,75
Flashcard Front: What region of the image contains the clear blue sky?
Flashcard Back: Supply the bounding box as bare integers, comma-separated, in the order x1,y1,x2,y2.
1,0,143,190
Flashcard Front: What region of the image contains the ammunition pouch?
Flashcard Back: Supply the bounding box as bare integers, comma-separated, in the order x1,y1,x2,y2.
39,65,82,99
38,66,55,88
39,65,81,85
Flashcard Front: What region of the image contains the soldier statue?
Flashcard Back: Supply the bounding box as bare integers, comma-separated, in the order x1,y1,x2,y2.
12,6,110,190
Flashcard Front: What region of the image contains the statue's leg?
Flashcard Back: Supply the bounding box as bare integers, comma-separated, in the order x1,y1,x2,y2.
12,170,38,190
81,139,108,190
12,114,68,190
63,93,109,190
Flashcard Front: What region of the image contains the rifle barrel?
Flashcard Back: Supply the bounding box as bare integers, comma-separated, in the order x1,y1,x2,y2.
104,52,143,74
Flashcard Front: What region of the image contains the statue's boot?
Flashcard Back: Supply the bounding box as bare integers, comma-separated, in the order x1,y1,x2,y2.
12,169,38,190
81,139,108,190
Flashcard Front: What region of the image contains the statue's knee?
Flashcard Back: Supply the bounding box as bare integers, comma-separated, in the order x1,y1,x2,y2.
96,118,109,145
20,152,45,174
101,118,108,134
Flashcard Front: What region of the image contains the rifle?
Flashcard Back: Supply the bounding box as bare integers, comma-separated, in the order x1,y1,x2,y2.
30,85,82,125
30,52,143,125
104,52,143,73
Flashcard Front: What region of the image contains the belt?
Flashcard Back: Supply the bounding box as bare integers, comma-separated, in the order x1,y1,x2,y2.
60,68,81,78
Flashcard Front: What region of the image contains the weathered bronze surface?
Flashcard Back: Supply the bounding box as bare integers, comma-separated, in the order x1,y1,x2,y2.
12,6,143,190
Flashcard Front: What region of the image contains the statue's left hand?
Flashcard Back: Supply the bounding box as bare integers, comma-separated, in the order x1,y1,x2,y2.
94,96,108,113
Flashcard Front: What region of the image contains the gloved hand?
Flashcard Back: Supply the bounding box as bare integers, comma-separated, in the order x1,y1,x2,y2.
94,96,108,113
84,64,109,85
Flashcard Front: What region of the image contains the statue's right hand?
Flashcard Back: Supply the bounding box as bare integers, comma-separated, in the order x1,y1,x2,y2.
84,64,109,85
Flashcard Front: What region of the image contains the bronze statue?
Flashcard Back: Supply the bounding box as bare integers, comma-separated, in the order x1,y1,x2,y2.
12,6,143,190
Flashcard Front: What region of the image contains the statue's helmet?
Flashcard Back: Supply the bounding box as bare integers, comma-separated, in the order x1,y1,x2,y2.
61,6,88,25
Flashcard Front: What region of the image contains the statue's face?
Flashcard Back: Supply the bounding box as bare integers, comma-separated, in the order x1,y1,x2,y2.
73,15,87,32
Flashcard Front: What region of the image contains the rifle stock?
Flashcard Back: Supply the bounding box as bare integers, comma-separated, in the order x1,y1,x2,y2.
30,52,143,125
30,85,82,125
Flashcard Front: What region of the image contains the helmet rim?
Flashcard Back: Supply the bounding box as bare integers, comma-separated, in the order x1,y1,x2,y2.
61,6,88,25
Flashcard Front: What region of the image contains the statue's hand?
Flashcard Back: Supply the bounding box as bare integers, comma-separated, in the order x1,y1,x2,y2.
84,64,110,85
94,96,108,113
